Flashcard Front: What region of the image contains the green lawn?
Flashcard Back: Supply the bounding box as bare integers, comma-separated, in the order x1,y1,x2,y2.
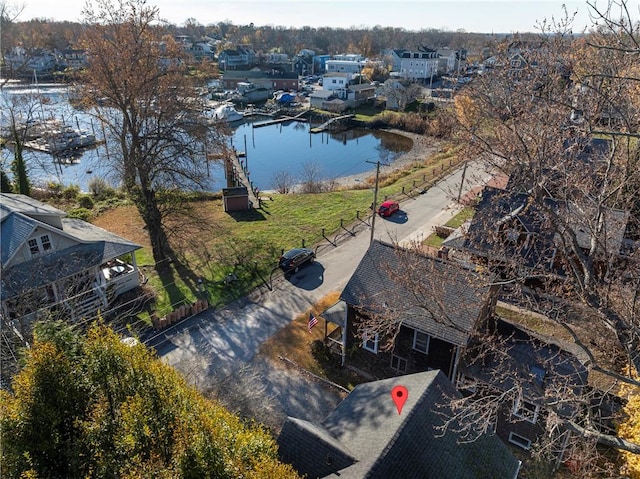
113,142,464,324
422,206,475,248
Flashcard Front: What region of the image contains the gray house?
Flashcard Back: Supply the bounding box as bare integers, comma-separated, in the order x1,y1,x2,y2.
323,240,497,379
277,370,520,478
1,194,142,325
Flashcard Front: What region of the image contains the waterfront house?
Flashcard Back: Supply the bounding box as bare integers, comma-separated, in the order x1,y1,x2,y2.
1,193,142,327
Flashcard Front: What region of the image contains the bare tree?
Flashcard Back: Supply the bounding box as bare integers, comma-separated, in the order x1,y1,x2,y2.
299,160,325,193
351,2,640,473
440,0,640,469
77,0,228,267
272,169,295,194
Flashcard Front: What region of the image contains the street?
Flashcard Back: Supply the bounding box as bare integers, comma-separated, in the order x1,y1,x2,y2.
151,160,493,431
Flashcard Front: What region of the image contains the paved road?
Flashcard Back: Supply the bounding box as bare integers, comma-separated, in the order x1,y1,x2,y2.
151,161,493,431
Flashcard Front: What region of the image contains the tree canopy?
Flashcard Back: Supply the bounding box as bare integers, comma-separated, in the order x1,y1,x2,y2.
0,321,299,478
78,0,227,266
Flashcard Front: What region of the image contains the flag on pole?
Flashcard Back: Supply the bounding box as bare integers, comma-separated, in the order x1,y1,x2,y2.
308,312,318,333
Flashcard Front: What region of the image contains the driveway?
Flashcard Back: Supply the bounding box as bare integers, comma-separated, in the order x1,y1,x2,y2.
150,161,493,431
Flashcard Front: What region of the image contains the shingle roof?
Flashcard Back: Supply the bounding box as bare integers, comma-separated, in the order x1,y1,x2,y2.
339,241,491,346
1,197,141,301
460,318,589,417
277,370,520,479
459,187,558,270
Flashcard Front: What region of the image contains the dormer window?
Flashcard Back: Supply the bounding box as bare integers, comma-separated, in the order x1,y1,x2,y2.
41,234,52,251
28,234,54,257
28,238,39,255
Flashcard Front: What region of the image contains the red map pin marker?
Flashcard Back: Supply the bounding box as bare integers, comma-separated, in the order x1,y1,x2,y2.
391,385,408,415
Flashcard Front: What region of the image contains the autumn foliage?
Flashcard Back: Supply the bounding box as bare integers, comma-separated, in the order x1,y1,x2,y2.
0,322,299,479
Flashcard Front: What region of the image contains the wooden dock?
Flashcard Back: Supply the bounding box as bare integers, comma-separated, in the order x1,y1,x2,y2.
309,114,354,133
252,110,309,128
226,150,260,207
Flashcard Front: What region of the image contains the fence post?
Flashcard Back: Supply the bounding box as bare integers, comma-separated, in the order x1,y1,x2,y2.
302,239,305,248
356,210,360,219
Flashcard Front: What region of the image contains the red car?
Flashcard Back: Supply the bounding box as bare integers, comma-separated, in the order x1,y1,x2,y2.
377,200,400,217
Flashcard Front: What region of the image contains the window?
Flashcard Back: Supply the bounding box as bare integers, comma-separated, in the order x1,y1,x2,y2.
362,330,379,354
28,238,40,255
508,432,532,450
40,234,52,251
412,330,430,354
391,355,407,373
513,397,540,424
28,235,54,257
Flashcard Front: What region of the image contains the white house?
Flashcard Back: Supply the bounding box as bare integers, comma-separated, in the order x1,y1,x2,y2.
1,194,142,325
398,50,439,82
322,72,351,94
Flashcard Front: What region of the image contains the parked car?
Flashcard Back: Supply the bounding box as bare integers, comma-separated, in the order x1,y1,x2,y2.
377,200,400,217
279,247,315,274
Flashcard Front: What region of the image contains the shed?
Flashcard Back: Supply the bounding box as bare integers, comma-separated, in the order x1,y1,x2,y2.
222,186,250,212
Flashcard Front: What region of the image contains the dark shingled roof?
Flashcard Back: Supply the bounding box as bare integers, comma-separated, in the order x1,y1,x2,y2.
277,370,520,479
339,240,491,346
458,187,558,271
461,318,589,416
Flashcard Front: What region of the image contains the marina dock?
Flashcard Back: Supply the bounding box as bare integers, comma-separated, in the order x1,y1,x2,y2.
225,149,260,207
252,110,309,128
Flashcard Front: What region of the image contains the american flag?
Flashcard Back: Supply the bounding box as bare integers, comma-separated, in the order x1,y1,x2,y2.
308,312,318,333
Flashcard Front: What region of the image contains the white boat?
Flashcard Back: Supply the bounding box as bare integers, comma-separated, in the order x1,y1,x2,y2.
23,123,97,155
208,103,244,124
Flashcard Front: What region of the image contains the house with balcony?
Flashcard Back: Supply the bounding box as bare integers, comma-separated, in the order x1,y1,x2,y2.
1,194,142,327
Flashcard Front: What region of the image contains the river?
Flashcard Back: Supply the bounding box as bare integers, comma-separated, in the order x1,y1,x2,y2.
1,83,412,192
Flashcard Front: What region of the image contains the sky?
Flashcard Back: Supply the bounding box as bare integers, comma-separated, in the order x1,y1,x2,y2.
16,0,639,34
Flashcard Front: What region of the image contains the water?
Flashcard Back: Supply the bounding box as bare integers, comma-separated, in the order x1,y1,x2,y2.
1,84,412,192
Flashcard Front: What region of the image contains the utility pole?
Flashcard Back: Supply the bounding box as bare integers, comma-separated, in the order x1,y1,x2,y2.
457,160,469,203
366,160,381,245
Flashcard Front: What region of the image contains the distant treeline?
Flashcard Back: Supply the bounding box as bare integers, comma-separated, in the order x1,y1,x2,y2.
2,17,539,59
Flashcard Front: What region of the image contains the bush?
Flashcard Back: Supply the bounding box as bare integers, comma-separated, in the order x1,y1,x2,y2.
66,207,93,222
46,182,64,197
77,195,94,209
62,184,81,200
88,177,116,200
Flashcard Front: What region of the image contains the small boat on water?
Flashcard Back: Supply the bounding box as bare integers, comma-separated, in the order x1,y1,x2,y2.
207,103,244,124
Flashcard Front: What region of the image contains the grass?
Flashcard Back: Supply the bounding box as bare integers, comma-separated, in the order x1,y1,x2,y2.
92,141,464,317
445,206,474,228
422,206,475,248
